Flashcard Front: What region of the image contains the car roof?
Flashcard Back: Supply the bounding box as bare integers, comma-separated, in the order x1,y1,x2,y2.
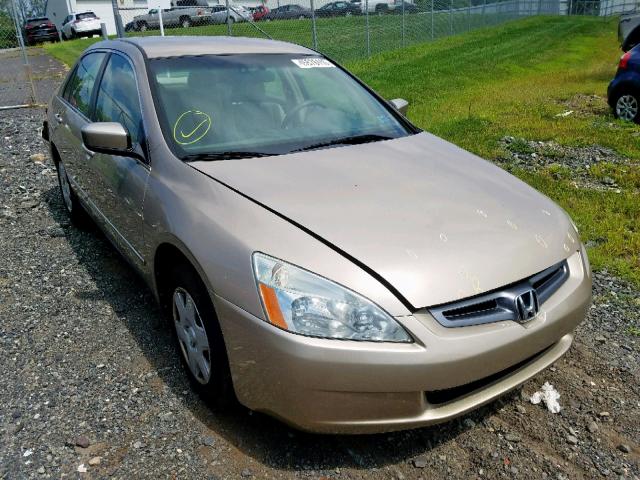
114,36,316,57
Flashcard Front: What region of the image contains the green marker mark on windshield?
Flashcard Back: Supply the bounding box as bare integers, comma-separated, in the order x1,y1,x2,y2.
173,110,212,145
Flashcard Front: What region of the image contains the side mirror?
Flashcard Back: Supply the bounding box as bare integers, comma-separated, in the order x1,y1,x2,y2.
81,122,131,155
390,98,409,116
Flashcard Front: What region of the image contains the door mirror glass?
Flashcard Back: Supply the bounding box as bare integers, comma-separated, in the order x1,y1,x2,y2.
82,122,131,154
390,98,409,115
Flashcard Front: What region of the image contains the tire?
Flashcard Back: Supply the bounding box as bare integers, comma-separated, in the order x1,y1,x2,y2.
181,16,191,28
613,90,640,123
61,32,68,40
55,159,90,226
375,4,387,14
298,14,306,19
138,21,148,31
167,264,234,406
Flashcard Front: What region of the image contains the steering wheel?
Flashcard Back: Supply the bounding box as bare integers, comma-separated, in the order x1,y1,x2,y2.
281,100,325,129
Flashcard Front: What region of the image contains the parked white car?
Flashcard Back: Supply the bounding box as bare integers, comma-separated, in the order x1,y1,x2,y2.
210,4,251,22
61,11,102,40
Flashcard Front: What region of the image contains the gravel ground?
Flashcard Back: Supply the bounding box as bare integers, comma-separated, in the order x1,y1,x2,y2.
497,136,639,193
1,110,639,478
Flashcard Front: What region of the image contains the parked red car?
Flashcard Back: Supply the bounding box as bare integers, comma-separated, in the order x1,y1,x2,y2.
250,5,270,21
23,17,59,45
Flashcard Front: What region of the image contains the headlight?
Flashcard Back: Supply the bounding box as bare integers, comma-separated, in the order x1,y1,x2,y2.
252,253,412,343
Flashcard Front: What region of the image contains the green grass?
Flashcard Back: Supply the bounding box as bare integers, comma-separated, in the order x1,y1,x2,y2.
43,16,640,287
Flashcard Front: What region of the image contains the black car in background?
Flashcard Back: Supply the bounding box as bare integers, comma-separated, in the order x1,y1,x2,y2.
620,12,640,52
263,4,312,20
23,17,59,45
315,1,361,16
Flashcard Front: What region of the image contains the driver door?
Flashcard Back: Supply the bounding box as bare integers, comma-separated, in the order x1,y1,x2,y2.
87,52,149,269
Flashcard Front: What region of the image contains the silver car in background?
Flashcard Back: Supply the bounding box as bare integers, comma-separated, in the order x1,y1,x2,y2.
43,36,591,434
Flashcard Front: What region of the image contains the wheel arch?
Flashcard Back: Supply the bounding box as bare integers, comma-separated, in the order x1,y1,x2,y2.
609,79,640,107
49,141,61,166
152,239,217,314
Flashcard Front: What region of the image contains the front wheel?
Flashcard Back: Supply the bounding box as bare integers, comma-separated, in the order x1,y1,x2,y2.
613,91,640,123
181,16,191,28
55,160,89,226
168,265,234,405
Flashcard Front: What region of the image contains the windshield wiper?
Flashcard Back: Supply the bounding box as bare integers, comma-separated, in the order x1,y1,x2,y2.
290,134,394,153
182,151,274,162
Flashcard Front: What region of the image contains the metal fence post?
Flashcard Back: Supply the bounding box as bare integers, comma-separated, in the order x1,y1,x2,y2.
467,0,470,30
310,0,318,49
158,8,165,36
11,0,37,105
449,0,453,34
401,0,405,47
226,0,232,35
431,0,434,39
365,0,371,56
111,0,125,38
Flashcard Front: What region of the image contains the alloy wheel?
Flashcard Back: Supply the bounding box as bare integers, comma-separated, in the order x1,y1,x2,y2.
173,287,211,384
57,162,73,213
616,94,638,121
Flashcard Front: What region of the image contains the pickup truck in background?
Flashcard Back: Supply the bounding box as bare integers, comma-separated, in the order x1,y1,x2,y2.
130,0,212,31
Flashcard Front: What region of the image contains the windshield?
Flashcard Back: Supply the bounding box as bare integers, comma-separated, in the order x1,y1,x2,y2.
148,54,413,159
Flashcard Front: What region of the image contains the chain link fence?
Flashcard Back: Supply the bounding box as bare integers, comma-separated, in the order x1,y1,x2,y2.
1,0,639,109
111,0,636,62
113,0,555,61
0,3,39,109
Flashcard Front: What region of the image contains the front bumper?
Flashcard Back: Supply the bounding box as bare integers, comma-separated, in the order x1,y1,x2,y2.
214,250,591,433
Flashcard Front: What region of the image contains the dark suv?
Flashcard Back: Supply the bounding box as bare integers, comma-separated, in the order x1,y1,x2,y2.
23,17,59,45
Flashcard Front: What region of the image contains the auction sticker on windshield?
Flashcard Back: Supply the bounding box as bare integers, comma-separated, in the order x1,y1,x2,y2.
291,58,335,68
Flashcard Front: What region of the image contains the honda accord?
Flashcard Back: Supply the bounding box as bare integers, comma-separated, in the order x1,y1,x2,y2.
43,36,592,433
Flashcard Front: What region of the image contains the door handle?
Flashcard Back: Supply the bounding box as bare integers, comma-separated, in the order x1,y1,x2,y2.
54,113,63,124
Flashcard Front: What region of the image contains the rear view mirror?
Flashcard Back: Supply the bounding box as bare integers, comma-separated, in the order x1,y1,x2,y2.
390,98,409,116
81,122,131,155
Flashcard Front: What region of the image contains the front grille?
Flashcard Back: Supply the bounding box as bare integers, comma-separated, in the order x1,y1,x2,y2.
429,260,569,328
425,344,553,405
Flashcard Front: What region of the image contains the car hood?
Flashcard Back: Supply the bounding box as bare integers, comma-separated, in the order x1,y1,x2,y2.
192,132,577,308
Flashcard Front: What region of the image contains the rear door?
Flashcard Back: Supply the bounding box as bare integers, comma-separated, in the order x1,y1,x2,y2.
56,51,107,200
88,52,149,267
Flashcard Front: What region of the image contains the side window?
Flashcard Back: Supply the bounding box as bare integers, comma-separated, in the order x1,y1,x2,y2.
94,54,143,146
65,52,106,117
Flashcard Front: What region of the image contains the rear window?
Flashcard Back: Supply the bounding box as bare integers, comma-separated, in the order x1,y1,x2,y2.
27,17,50,24
77,12,97,20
